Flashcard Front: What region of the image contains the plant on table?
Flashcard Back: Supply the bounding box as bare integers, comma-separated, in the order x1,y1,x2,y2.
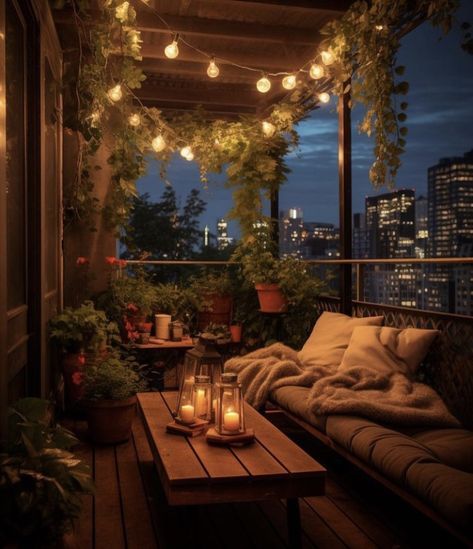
153,283,201,334
0,398,94,547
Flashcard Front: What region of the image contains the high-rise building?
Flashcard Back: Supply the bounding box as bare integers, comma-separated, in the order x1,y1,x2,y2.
279,208,304,258
353,213,370,259
302,222,339,259
415,195,428,258
216,217,233,250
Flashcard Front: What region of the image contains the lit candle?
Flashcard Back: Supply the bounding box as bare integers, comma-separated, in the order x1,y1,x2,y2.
180,404,194,424
223,411,240,432
194,389,207,417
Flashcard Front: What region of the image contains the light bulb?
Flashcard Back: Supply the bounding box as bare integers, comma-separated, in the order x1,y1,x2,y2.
256,75,271,94
151,134,166,152
309,63,324,80
282,74,297,90
185,151,194,161
164,38,179,59
128,113,141,127
262,121,276,137
180,146,192,159
107,84,123,102
318,92,330,104
375,24,385,31
321,50,334,66
207,58,219,78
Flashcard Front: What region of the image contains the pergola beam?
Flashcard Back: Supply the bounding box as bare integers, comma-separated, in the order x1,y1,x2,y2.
199,0,352,13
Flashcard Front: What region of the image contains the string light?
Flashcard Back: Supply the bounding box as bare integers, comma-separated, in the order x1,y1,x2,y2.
375,24,385,31
107,84,123,102
282,74,297,90
309,63,324,80
262,121,276,137
128,113,141,127
318,92,330,104
256,74,271,93
321,50,335,66
151,134,166,152
164,34,179,59
207,57,220,78
180,146,194,161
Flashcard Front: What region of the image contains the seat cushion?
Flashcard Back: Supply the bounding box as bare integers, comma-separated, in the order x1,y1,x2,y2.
270,386,327,432
339,326,440,377
298,312,384,369
410,428,473,473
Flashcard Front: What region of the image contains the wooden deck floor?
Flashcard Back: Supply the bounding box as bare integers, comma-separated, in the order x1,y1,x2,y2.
70,410,464,549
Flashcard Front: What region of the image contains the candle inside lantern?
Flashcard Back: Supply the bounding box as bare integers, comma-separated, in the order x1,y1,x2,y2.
223,410,240,432
180,404,195,424
194,389,207,417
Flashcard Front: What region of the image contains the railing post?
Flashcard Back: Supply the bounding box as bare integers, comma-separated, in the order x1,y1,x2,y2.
338,80,352,315
356,263,364,302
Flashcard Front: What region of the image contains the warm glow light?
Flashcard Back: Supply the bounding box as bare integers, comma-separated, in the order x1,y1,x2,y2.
282,74,297,90
185,150,194,161
318,92,330,104
262,121,276,137
164,36,179,59
207,58,220,78
256,75,271,93
321,50,335,66
151,134,166,152
309,63,324,80
107,84,123,102
128,113,141,127
375,24,385,31
180,146,194,160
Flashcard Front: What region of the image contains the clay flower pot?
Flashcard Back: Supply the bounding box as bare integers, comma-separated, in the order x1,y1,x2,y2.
198,293,233,330
85,396,137,444
230,324,242,343
255,284,287,313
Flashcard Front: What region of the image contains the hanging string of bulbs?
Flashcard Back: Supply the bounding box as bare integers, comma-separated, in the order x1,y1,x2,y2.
103,0,337,160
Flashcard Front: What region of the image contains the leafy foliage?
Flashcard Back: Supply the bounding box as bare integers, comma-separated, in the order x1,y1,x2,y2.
0,398,94,547
49,300,119,352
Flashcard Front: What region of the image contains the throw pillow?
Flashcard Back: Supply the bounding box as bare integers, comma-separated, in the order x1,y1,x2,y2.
298,311,384,368
339,325,440,376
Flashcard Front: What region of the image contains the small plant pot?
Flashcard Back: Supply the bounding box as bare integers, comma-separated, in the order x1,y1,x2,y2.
139,332,151,344
230,324,242,343
198,293,233,330
255,284,287,313
85,396,137,444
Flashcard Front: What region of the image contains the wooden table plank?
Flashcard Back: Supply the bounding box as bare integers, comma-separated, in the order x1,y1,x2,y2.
230,440,288,479
135,338,194,349
244,404,326,476
138,392,208,485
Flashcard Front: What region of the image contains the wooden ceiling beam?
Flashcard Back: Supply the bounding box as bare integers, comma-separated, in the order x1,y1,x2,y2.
133,8,320,46
195,0,352,14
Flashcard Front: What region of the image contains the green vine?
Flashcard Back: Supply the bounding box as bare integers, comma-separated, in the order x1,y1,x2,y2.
59,0,464,234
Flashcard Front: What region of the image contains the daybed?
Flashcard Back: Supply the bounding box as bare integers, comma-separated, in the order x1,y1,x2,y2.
227,303,473,544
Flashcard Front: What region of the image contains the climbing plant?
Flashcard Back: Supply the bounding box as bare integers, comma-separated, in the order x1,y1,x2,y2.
58,0,465,235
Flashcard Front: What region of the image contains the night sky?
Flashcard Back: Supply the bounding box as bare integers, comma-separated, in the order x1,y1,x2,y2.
137,1,473,238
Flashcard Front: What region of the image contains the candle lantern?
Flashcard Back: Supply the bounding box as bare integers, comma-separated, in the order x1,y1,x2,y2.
215,372,245,435
175,333,224,417
191,375,212,421
176,376,195,424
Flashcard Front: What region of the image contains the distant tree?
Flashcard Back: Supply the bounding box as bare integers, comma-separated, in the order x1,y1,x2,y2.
122,188,206,260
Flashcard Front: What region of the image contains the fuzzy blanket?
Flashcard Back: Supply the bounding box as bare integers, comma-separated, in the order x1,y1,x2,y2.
225,343,460,427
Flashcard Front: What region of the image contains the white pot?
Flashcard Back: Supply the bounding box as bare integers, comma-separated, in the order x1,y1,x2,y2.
155,314,172,339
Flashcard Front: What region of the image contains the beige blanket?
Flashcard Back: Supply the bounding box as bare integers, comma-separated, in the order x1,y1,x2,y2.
224,343,460,427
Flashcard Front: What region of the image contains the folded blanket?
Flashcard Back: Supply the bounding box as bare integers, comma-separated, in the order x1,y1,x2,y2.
224,343,460,427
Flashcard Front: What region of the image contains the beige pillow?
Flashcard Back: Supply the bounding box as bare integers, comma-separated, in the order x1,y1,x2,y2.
298,311,384,368
339,325,440,376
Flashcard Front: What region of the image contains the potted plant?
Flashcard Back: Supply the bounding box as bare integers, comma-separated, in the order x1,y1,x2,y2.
0,398,94,547
191,270,235,329
49,301,119,406
82,354,147,444
153,282,200,334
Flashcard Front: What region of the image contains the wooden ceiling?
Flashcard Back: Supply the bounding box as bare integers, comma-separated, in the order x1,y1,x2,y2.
54,0,353,118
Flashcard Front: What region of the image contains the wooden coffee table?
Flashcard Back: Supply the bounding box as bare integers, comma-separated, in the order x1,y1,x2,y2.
138,392,326,548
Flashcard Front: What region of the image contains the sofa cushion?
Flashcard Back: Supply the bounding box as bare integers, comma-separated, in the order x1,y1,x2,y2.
298,312,384,369
410,428,473,473
270,386,327,433
339,326,440,376
406,462,473,533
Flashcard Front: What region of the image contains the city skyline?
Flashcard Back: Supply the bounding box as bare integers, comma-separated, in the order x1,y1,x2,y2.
137,0,473,234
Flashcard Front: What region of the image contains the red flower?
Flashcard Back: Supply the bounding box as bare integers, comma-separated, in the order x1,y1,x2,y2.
117,259,127,268
72,372,83,386
127,303,139,313
105,256,117,265
76,256,89,266
78,354,86,366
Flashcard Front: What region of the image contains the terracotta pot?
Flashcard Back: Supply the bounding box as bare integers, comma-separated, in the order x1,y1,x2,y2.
85,396,137,444
255,284,287,313
198,293,233,330
230,324,242,343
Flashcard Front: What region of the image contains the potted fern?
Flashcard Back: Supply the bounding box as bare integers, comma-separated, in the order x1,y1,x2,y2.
82,354,146,444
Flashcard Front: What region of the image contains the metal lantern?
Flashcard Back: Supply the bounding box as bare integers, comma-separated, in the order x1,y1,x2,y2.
175,333,224,417
215,372,245,435
191,374,212,421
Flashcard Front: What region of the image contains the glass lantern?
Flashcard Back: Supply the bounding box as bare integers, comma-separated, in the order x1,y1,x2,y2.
176,376,195,424
215,372,245,435
191,375,212,421
175,333,224,417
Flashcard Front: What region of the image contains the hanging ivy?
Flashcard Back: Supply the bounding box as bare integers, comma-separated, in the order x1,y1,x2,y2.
57,0,465,235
